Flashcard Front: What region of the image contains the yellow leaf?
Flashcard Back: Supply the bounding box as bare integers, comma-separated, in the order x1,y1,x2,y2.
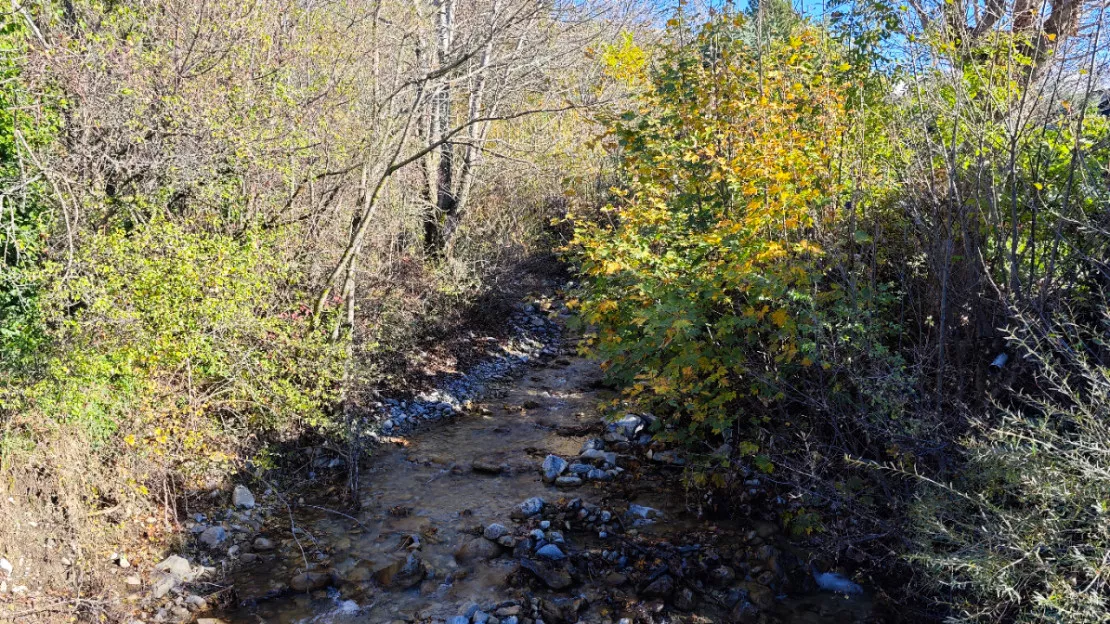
771,309,789,328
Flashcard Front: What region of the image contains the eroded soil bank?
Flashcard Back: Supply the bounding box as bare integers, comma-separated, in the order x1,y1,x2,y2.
198,328,881,624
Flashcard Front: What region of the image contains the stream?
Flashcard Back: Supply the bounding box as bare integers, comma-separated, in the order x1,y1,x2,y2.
214,339,877,624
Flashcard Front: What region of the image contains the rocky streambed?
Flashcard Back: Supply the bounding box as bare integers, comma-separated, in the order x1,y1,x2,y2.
146,303,879,624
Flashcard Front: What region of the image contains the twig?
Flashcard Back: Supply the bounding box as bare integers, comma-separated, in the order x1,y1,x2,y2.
303,504,369,531
256,477,310,572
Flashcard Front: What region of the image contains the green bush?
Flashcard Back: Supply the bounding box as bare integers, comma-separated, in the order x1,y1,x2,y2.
2,216,344,488
0,14,59,365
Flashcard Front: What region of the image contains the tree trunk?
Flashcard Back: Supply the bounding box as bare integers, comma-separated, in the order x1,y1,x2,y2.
425,0,456,256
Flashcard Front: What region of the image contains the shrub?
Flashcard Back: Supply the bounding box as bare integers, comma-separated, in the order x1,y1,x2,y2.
0,13,58,365
0,217,344,600
568,14,904,446
911,301,1110,622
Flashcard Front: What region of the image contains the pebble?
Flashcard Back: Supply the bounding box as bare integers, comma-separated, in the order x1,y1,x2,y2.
554,476,582,488
626,504,662,520
373,309,559,436
513,497,545,519
579,449,617,466
587,468,609,481
567,463,592,475
483,523,509,540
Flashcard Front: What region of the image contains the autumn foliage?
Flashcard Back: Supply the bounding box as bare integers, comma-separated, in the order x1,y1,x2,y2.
571,16,852,443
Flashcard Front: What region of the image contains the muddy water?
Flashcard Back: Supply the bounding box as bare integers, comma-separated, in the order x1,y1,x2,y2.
218,349,875,624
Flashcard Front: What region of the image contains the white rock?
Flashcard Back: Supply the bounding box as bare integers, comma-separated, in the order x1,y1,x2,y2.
155,555,191,579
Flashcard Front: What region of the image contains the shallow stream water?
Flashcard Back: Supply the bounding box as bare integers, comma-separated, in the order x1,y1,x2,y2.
216,345,876,624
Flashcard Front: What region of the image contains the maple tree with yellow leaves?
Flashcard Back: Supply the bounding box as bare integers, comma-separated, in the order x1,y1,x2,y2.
569,14,873,444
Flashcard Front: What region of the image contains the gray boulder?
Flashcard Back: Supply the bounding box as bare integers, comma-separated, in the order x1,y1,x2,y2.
232,484,255,509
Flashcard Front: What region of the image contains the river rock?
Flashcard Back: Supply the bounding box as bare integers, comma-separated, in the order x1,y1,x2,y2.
579,449,617,466
199,526,227,548
232,485,255,509
641,574,674,598
447,617,469,624
455,538,501,563
730,599,760,623
290,571,333,592
542,455,568,482
650,450,685,465
536,544,565,561
586,468,610,481
710,565,736,587
567,463,592,475
185,594,208,611
155,555,192,580
512,497,545,519
673,587,696,611
252,537,275,551
581,438,604,453
555,475,582,488
483,523,509,540
472,460,504,475
607,414,643,441
373,553,424,589
626,504,662,520
519,558,573,590
741,582,775,610
150,573,177,599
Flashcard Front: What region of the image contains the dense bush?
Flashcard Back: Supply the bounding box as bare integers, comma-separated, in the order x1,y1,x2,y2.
569,13,907,450
0,0,620,612
0,14,57,364
571,2,1110,619
911,302,1110,623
